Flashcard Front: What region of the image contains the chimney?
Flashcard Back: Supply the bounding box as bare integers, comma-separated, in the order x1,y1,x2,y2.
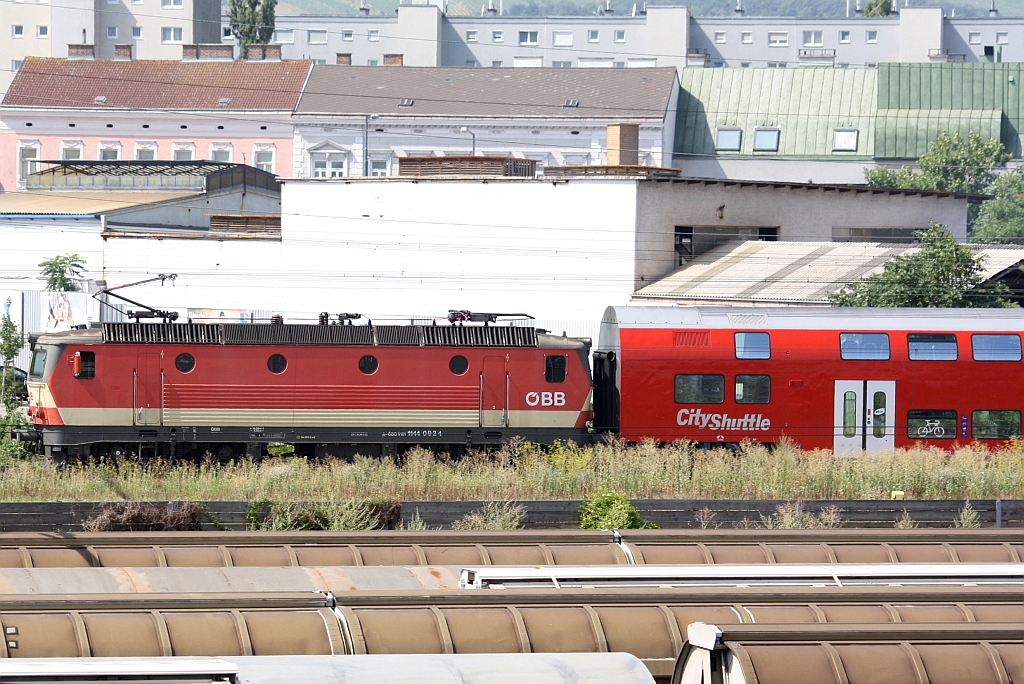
246,43,282,61
67,44,95,59
990,0,998,15
113,44,132,60
183,43,234,60
383,53,404,65
359,0,371,14
606,123,639,166
486,0,498,14
604,0,614,13
734,0,745,14
854,0,863,15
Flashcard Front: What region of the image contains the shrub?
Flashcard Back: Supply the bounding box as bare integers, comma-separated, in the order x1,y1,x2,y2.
83,501,203,531
954,500,981,529
449,501,525,530
579,491,655,530
255,501,379,531
759,502,844,529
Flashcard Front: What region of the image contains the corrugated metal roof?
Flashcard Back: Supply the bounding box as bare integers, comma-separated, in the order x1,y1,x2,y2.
634,240,1024,304
675,68,877,158
0,191,201,215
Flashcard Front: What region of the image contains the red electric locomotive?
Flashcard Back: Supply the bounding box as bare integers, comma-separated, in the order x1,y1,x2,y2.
594,306,1024,452
21,314,592,460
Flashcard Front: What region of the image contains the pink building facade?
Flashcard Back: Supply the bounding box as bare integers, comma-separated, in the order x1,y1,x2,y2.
0,57,311,192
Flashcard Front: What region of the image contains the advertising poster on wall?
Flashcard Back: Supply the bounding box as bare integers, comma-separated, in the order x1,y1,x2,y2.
0,292,23,332
44,292,92,332
187,309,257,324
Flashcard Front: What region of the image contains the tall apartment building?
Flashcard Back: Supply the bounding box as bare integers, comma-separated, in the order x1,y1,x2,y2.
2,0,220,94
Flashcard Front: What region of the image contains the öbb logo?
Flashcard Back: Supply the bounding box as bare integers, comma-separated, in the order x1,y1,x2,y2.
677,408,771,431
526,391,566,407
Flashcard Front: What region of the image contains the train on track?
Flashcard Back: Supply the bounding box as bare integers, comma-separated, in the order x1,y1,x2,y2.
13,305,1024,459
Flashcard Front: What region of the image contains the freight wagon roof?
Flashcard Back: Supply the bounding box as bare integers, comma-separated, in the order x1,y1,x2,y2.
604,305,1024,332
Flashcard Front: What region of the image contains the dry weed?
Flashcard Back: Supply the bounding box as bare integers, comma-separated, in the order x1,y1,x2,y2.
82,501,203,531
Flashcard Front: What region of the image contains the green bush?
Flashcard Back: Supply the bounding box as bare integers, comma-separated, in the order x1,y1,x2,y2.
249,500,379,531
579,491,656,530
450,501,526,530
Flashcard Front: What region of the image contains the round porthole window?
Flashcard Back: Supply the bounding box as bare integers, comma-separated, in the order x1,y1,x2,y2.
268,354,287,374
359,355,379,375
449,355,469,375
175,353,195,373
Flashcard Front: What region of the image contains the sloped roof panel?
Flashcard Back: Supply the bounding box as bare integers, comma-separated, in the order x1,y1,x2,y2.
875,109,1002,159
0,191,200,215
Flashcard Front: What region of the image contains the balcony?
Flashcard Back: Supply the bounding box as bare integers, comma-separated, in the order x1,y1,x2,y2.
798,48,836,58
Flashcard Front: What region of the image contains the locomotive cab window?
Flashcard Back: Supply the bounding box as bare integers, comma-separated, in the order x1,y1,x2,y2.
29,349,47,379
972,334,1022,361
907,409,956,439
73,351,95,379
839,333,890,360
675,374,725,403
735,332,770,359
545,356,566,383
734,374,770,403
908,334,957,361
972,410,1021,439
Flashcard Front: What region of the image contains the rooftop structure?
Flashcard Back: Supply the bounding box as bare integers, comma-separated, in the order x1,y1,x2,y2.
26,160,280,193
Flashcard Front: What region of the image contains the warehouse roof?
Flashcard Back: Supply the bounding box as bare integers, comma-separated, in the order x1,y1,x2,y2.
0,191,199,216
1,58,312,111
295,66,678,119
634,240,1024,305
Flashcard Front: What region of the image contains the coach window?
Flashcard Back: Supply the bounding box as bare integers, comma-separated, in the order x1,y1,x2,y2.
839,333,890,360
908,334,957,361
268,354,288,374
842,392,857,437
735,374,770,403
972,334,1022,361
175,353,195,373
735,332,770,359
972,410,1021,439
675,374,725,404
449,355,469,375
545,356,566,383
907,410,956,439
73,351,95,379
359,354,379,375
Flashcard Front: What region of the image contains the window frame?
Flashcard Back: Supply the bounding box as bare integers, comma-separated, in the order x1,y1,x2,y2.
12,25,25,38
107,26,118,39
18,142,41,184
161,26,183,43
802,30,823,47
767,31,788,47
552,29,573,47
307,29,328,44
832,129,858,152
367,29,380,41
132,26,143,39
971,334,1022,362
734,374,770,404
997,31,1009,44
614,29,625,43
907,333,958,361
839,332,890,361
714,31,726,44
972,409,1021,440
866,30,878,43
342,29,354,41
29,349,47,379
752,127,780,152
735,331,771,360
741,31,752,44
466,29,478,42
37,25,49,38
715,128,742,152
518,30,539,45
675,374,726,404
838,30,850,43
73,351,96,379
545,355,567,383
968,31,981,44
274,29,294,44
588,29,599,42
493,30,503,42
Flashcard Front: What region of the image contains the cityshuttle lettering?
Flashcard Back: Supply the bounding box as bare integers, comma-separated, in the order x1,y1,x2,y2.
676,408,771,431
526,391,566,407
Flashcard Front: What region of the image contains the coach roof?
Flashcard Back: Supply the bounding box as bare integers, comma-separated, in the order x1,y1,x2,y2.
294,66,677,119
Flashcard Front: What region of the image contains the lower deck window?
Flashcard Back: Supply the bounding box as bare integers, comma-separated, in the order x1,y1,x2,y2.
907,409,956,439
972,410,1021,439
675,374,724,403
734,374,770,403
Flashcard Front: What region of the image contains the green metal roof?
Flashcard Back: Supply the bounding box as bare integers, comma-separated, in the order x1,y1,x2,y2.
675,67,877,159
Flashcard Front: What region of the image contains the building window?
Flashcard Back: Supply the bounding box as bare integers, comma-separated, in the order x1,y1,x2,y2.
866,30,878,43
135,142,157,160
519,30,538,45
254,147,275,172
342,29,353,40
161,0,182,7
18,144,40,183
466,29,477,42
466,60,477,66
735,332,770,359
802,30,822,46
172,144,194,161
223,26,233,38
832,129,858,152
753,128,780,152
839,30,850,43
370,160,388,176
492,30,503,42
836,62,849,68
37,25,48,38
614,29,625,42
107,26,118,39
735,375,770,404
740,61,750,67
308,29,327,44
61,142,83,160
367,59,378,66
492,60,502,67
99,145,120,160
768,61,786,68
908,334,957,361
132,26,143,39
274,29,293,43
12,60,24,71
741,31,752,43
368,29,379,41
973,410,1021,439
907,410,956,439
588,29,599,42
839,333,890,360
210,143,232,162
768,31,788,46
972,334,1021,361
552,30,572,46
552,60,572,67
968,31,981,44
613,61,624,67
715,128,741,151
312,151,345,177
997,31,1009,44
675,374,725,404
12,25,24,38
715,31,725,44
161,27,182,43
545,356,567,383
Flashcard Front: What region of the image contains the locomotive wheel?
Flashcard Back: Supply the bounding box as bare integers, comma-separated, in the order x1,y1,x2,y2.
108,444,126,458
216,445,235,462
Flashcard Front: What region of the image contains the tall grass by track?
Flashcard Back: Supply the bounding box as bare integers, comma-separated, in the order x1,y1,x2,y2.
1,439,1022,502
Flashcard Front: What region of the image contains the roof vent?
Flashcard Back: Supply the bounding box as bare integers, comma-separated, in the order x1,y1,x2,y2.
218,97,231,105
94,95,107,103
563,99,579,108
399,98,414,106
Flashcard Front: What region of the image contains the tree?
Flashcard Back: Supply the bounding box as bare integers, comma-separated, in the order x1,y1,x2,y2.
828,224,1015,308
863,0,890,16
971,168,1024,243
864,131,1010,196
0,298,23,414
38,254,85,292
229,0,277,56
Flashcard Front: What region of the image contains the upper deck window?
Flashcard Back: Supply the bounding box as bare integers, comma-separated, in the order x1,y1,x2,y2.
840,333,889,360
908,333,957,361
735,332,770,359
972,334,1021,361
29,349,46,379
675,374,725,404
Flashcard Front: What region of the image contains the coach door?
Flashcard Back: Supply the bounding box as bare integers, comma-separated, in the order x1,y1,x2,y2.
833,381,895,453
134,353,162,425
480,356,508,427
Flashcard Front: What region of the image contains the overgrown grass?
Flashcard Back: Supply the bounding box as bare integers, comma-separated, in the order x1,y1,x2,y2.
0,439,1022,501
